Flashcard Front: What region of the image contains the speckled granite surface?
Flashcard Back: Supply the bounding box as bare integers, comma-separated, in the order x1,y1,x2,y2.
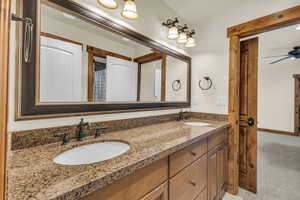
7,119,229,200
10,113,185,150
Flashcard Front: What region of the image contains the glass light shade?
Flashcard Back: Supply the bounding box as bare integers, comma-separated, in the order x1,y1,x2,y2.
185,37,196,48
167,26,179,40
97,0,118,9
121,0,138,20
177,32,188,44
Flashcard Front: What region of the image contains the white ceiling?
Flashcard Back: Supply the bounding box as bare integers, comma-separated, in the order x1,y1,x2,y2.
161,0,237,25
162,0,300,28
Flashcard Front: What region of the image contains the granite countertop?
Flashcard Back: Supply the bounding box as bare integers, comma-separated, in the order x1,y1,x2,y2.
7,119,229,200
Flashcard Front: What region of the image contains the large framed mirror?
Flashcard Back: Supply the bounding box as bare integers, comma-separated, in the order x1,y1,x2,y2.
16,0,191,119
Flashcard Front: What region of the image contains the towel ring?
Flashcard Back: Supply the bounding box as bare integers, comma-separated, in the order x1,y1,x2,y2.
172,80,181,91
199,76,212,90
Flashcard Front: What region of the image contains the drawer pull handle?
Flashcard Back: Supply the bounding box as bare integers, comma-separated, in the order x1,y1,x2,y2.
190,151,196,156
188,180,196,186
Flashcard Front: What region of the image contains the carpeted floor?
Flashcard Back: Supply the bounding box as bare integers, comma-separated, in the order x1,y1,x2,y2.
224,131,300,200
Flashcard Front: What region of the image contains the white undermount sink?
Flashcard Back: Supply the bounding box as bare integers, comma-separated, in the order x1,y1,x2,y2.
53,141,130,166
184,122,211,127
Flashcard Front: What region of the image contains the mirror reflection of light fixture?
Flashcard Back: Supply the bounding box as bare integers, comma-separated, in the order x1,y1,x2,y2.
97,0,118,9
162,18,179,40
185,30,196,48
121,0,138,20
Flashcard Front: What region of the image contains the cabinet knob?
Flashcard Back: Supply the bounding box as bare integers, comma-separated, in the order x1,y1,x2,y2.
188,180,196,186
189,151,196,156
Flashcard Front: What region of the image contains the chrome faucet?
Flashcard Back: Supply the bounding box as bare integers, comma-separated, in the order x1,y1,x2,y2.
77,118,89,141
177,110,188,121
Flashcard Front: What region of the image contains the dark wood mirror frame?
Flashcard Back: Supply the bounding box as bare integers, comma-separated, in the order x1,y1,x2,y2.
17,0,191,120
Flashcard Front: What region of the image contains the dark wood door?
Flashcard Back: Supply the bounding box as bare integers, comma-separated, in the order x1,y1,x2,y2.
239,38,258,193
294,76,300,135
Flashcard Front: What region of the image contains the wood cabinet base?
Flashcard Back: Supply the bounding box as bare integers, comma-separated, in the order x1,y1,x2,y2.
84,129,228,200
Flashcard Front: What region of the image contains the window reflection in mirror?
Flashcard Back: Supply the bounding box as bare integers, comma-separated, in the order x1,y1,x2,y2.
39,2,188,104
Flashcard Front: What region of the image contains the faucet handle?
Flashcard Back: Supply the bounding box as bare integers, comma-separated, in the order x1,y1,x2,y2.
94,127,107,138
54,132,69,145
79,118,89,127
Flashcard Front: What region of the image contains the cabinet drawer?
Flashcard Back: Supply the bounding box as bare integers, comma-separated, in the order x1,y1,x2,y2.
195,187,207,200
208,130,225,151
139,182,168,200
170,155,207,200
169,139,207,177
83,158,168,200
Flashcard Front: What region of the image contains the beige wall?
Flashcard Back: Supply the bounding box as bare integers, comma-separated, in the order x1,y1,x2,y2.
190,0,300,132
8,0,191,131
257,25,300,132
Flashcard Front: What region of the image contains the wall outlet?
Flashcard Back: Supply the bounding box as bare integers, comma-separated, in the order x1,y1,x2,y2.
192,96,199,105
216,96,227,106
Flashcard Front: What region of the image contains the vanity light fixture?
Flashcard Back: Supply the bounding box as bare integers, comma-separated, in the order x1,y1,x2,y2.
121,0,138,20
162,18,179,40
177,24,188,44
97,0,118,9
185,30,196,48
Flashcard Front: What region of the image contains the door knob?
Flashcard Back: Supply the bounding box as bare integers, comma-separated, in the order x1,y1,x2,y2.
240,117,255,127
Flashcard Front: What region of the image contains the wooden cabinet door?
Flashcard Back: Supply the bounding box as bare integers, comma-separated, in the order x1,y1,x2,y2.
217,145,227,199
139,182,168,200
83,159,168,200
208,151,218,200
194,187,207,200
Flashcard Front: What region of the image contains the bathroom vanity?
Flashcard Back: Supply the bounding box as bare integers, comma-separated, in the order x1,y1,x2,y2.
7,118,229,200
83,126,228,200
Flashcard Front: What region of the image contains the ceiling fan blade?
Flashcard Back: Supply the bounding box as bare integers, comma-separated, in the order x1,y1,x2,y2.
270,56,292,64
262,55,288,59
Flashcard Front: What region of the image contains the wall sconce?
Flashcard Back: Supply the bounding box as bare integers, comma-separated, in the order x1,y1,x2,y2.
162,18,179,40
97,0,118,9
185,30,196,48
162,18,197,48
121,0,138,20
177,24,188,44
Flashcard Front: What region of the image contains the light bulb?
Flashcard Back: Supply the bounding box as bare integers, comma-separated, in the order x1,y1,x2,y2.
185,37,196,48
121,0,138,20
167,26,179,40
97,0,118,9
177,32,188,44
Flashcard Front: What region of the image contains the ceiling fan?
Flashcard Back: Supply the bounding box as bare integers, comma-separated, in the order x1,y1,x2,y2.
262,46,300,64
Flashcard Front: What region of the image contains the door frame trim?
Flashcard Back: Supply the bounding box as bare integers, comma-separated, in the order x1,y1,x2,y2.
226,5,300,195
0,0,11,199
